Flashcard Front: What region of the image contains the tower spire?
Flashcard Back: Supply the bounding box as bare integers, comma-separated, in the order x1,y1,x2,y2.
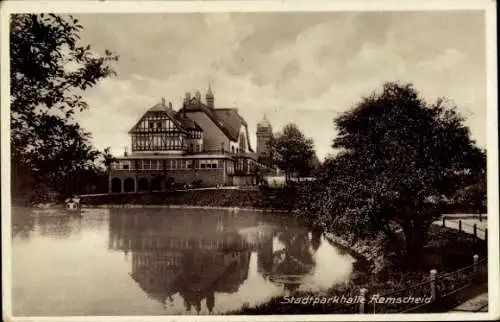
206,79,214,109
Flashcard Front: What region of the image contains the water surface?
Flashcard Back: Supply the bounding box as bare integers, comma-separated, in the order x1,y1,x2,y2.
12,207,355,315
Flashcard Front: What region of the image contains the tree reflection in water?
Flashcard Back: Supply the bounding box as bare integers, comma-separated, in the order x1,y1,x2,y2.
108,208,338,314
12,207,83,239
11,208,35,239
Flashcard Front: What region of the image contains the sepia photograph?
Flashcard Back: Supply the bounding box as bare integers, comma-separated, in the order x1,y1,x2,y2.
1,1,498,321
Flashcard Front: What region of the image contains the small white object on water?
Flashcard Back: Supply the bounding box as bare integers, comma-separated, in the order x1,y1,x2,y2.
65,196,81,210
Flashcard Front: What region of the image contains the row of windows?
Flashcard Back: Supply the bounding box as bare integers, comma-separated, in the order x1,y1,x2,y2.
132,134,185,151
188,131,203,139
199,160,219,169
136,117,176,132
112,159,220,170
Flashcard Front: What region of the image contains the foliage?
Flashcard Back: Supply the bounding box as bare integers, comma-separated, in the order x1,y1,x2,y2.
452,173,486,213
307,82,486,264
10,14,118,200
270,123,315,178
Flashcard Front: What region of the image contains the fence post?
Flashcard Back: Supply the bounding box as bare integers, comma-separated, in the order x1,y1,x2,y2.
473,254,479,274
430,269,437,302
442,217,446,227
459,220,462,232
359,288,368,314
473,224,477,239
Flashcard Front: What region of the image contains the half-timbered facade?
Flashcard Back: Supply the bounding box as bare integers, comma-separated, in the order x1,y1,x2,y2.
108,87,268,193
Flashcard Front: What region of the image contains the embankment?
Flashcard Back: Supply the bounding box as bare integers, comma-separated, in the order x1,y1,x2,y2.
79,187,299,211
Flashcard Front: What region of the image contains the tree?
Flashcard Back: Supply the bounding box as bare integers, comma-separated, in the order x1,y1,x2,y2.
311,82,486,265
10,14,118,200
270,123,315,180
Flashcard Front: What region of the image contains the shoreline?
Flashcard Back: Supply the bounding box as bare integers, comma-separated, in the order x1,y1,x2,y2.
23,203,292,213
80,203,291,213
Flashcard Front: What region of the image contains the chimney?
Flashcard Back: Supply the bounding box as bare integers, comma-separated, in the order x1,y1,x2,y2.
195,90,201,102
168,102,172,109
124,146,128,156
161,97,166,106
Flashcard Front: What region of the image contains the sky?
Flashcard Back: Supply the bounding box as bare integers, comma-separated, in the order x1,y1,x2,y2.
73,10,487,161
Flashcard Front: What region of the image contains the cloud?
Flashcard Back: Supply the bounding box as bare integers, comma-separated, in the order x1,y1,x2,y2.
75,11,487,160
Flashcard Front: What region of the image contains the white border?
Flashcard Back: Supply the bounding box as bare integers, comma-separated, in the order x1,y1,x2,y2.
1,1,498,321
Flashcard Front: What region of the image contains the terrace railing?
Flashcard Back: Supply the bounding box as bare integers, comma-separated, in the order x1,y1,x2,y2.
441,217,488,241
355,254,488,314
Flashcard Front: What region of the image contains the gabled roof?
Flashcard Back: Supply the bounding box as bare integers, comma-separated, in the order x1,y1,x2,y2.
175,113,203,131
180,99,253,151
129,102,202,134
213,108,247,141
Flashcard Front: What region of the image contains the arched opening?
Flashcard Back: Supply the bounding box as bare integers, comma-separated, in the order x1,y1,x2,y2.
111,178,122,193
151,176,163,191
138,177,149,191
124,178,135,192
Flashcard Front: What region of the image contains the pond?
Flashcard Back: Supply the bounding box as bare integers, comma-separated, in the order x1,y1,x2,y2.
11,207,355,316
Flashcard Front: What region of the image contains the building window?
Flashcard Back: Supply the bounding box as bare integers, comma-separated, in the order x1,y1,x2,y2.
115,160,132,170
139,160,161,170
142,160,151,170
149,122,154,129
157,122,162,129
199,160,218,169
178,160,192,169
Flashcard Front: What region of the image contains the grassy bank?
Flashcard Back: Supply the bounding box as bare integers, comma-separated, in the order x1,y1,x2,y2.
79,187,298,210
228,225,487,314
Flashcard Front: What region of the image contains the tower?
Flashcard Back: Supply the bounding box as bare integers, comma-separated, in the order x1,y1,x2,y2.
256,115,273,167
206,83,214,109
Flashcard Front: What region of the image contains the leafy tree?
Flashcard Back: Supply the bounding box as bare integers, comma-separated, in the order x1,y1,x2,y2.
453,172,486,214
101,147,117,172
10,14,118,201
271,123,315,180
310,82,486,265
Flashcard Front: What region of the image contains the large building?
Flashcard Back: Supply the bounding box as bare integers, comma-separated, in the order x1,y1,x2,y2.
109,86,271,193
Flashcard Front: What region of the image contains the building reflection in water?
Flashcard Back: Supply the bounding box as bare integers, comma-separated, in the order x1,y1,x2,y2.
108,208,332,314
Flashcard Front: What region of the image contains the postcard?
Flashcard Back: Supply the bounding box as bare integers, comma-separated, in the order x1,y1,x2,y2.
1,1,498,321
